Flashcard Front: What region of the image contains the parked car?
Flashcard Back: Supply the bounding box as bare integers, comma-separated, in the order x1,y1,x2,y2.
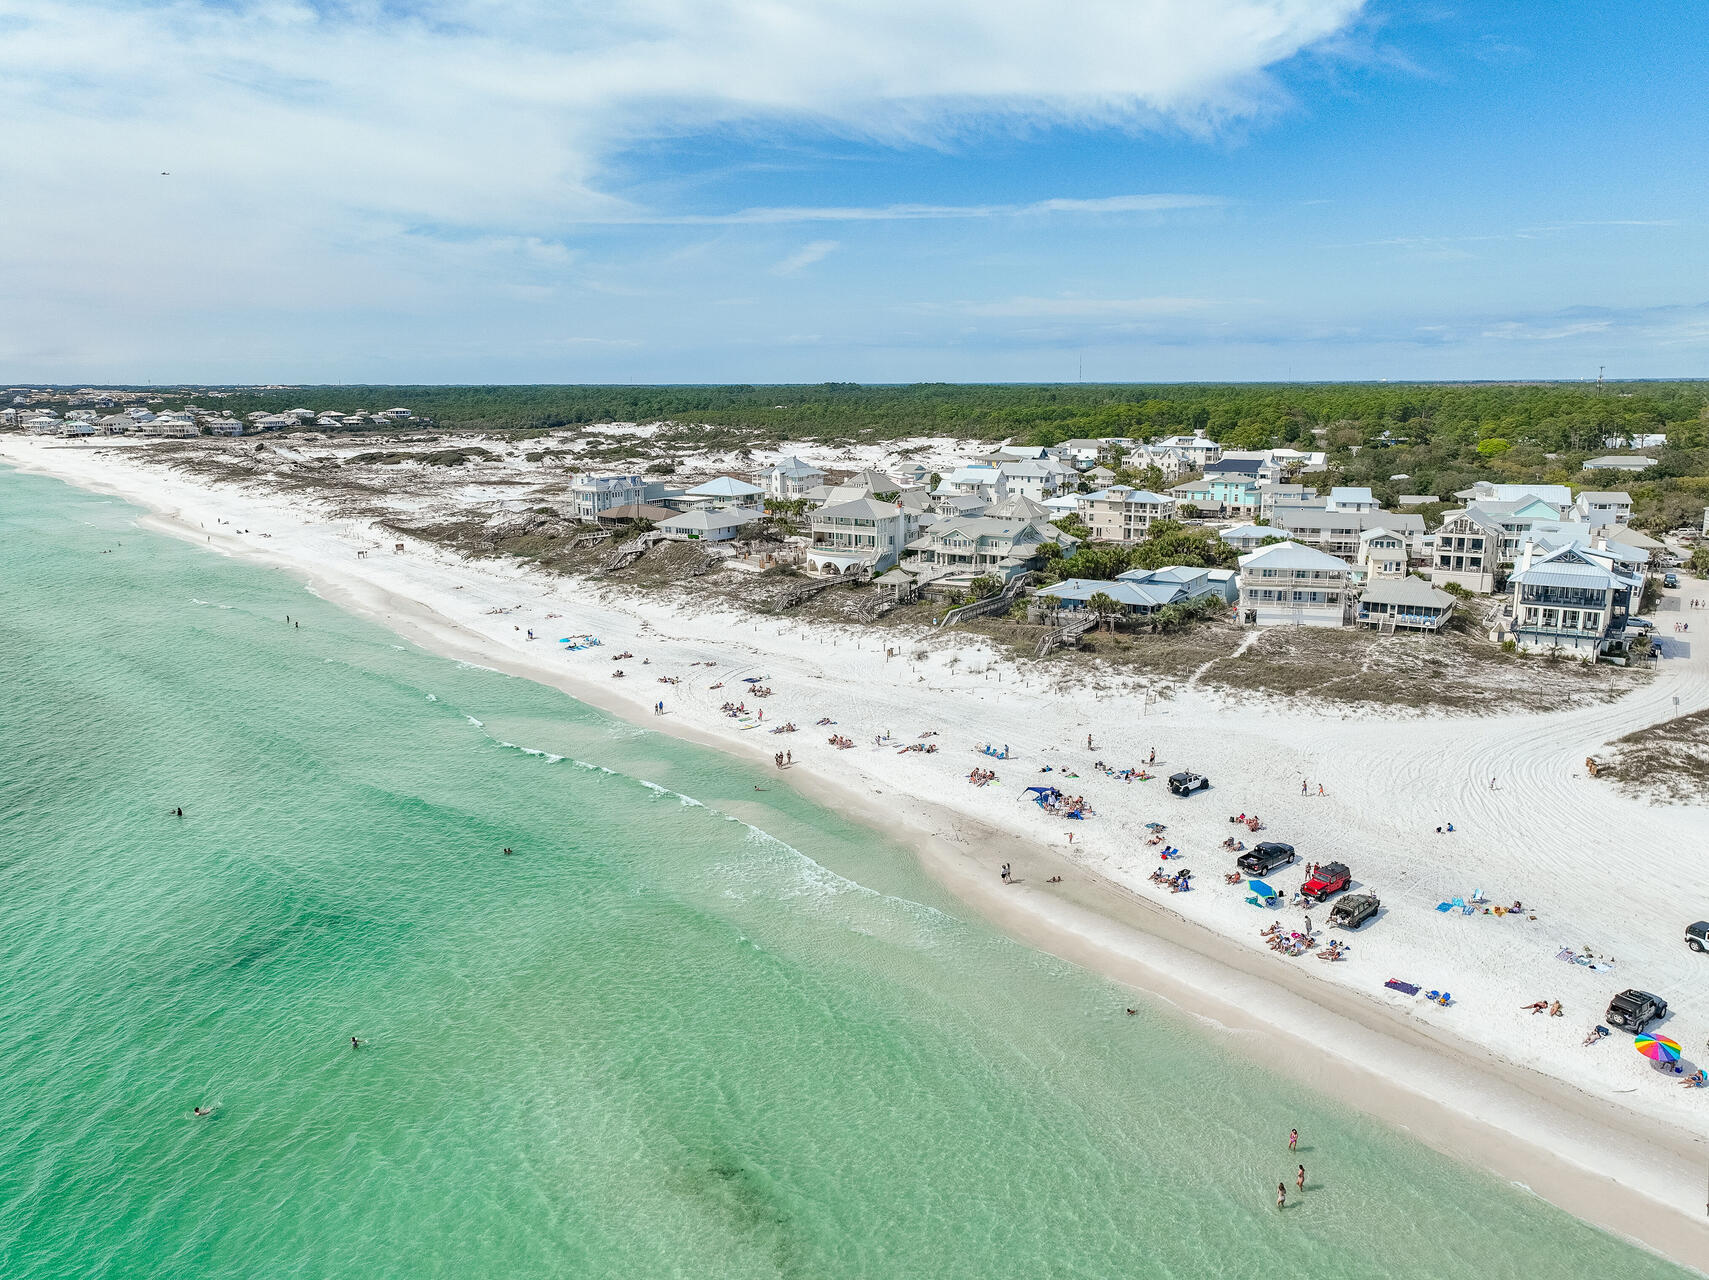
1625,616,1655,632
1330,892,1379,929
1237,842,1297,876
1662,572,1679,589
1168,771,1209,797
1687,921,1709,954
1605,988,1668,1032
1301,861,1351,902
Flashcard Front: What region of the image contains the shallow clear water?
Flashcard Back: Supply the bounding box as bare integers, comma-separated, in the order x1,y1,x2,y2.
0,466,1687,1279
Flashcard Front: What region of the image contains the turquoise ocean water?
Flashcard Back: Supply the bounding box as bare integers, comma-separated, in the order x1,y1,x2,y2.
0,466,1687,1279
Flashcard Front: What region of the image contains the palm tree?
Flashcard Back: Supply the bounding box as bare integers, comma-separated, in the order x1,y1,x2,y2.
1086,591,1120,632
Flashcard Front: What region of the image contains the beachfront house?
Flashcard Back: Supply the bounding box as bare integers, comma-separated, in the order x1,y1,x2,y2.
682,476,766,510
1356,576,1456,632
570,473,647,523
1118,565,1240,603
1237,541,1354,628
1081,486,1177,542
1507,544,1642,657
1572,490,1633,528
763,457,826,499
1032,566,1235,626
806,497,919,575
655,505,763,542
901,515,1077,588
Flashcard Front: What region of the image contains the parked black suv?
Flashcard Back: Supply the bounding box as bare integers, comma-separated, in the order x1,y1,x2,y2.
1168,771,1209,797
1606,989,1668,1032
1237,842,1297,876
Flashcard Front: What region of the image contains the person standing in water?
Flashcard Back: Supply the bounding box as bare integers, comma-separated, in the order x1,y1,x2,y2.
1289,1128,1298,1152
352,1036,360,1050
1277,1182,1286,1210
1296,1164,1305,1192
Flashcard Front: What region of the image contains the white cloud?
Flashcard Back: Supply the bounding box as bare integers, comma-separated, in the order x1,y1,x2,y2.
771,240,840,275
949,295,1217,318
648,193,1225,225
0,0,1365,372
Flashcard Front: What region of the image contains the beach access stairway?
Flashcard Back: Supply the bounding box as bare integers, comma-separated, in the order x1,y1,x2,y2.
601,533,661,572
936,573,1034,630
1035,612,1098,659
773,568,872,613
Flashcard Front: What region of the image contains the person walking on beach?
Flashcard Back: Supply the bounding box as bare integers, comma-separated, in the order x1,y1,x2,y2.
1296,1164,1305,1192
1301,779,1308,795
1277,1182,1286,1210
786,750,792,765
1317,783,1324,796
1288,1128,1298,1152
1086,733,1093,750
1148,747,1155,765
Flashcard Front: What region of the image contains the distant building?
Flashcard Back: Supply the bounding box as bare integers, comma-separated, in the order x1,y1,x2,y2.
1081,486,1176,542
762,457,826,500
1581,456,1657,473
1572,490,1632,528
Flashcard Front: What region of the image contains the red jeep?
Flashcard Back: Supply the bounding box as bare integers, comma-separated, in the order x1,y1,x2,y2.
1301,861,1350,903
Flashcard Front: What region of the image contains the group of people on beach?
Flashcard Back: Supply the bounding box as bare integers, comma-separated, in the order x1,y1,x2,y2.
967,768,997,787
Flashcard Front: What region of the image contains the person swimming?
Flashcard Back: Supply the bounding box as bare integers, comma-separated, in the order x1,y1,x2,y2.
193,1106,212,1117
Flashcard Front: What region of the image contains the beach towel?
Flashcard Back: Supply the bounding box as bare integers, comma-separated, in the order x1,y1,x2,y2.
1384,979,1420,995
1436,902,1452,913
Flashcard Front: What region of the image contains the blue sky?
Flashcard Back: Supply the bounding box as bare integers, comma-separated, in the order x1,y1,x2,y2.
2,1,1705,383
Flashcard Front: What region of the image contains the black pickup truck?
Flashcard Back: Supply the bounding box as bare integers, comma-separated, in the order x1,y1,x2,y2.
1237,842,1297,876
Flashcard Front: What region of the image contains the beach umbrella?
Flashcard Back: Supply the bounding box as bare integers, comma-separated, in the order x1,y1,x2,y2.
1634,1035,1681,1063
1248,880,1277,900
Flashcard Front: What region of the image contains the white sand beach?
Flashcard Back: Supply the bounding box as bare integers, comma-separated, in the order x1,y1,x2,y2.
7,434,1708,1271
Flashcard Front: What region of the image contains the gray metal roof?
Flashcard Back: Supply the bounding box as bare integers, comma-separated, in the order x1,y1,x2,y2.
1360,576,1453,608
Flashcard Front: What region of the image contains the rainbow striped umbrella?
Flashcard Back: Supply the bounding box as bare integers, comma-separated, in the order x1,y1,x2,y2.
1634,1035,1681,1063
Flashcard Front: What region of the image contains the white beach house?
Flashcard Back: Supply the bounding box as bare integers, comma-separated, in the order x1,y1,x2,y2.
806,497,919,575
763,457,826,500
1237,541,1354,628
655,506,763,542
1507,544,1642,657
570,473,647,523
683,476,767,509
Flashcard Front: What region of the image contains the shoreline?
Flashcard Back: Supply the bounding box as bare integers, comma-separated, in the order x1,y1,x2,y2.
6,437,1707,1273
